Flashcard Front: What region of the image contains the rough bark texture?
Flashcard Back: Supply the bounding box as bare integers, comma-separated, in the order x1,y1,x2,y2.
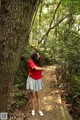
0,0,40,112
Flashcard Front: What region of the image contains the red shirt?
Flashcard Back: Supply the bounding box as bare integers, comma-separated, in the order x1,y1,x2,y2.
28,59,43,80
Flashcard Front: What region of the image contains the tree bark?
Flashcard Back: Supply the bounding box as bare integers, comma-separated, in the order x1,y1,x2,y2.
0,0,40,112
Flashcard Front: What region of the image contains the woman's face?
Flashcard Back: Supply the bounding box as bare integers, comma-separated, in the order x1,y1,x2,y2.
37,52,40,59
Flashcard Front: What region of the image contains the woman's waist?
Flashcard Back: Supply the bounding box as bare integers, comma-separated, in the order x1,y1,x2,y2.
29,73,42,80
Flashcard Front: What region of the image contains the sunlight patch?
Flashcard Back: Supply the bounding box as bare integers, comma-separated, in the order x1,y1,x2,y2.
56,96,62,104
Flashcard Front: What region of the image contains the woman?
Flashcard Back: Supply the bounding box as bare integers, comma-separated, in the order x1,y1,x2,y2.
26,51,45,116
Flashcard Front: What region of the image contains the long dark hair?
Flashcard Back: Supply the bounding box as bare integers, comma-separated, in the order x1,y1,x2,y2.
31,51,40,66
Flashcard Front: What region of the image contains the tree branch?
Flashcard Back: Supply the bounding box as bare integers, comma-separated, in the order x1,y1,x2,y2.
39,0,43,27
39,14,69,44
49,14,69,31
48,0,62,32
38,0,62,44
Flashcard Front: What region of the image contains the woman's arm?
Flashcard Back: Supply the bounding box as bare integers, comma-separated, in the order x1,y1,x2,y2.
33,66,45,70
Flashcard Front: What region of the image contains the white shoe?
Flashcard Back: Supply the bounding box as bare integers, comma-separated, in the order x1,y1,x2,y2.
31,110,35,116
38,111,44,116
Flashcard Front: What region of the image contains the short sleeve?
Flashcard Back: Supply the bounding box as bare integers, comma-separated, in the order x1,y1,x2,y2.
28,60,36,69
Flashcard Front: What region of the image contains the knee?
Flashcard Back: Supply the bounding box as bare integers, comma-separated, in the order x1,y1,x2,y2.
31,92,35,99
36,92,40,98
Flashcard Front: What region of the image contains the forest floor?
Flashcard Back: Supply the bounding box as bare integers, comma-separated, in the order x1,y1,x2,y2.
9,66,72,120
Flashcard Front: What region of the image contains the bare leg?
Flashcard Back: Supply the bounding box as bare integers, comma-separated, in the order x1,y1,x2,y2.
36,91,41,111
36,91,44,116
31,92,35,110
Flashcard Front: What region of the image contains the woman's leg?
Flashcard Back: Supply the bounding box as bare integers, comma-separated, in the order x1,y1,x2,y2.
31,92,35,110
36,91,44,116
36,91,41,111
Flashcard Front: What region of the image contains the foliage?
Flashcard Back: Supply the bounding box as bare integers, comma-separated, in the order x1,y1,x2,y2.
10,93,28,109
29,0,80,106
13,60,28,89
13,45,32,89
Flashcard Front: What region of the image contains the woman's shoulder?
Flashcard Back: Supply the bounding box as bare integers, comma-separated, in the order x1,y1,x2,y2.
27,59,32,62
27,59,34,63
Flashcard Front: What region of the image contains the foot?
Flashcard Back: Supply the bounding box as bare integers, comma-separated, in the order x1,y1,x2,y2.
38,110,44,116
31,110,35,116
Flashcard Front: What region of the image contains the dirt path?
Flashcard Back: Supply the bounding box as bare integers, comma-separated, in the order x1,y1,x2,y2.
9,66,72,120
31,66,72,120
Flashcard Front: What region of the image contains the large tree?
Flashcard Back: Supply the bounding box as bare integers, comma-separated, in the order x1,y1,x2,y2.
0,0,40,112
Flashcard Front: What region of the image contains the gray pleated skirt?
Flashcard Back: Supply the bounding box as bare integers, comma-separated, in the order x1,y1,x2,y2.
26,76,44,92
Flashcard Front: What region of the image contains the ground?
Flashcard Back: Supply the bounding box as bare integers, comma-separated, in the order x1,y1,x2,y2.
9,66,72,120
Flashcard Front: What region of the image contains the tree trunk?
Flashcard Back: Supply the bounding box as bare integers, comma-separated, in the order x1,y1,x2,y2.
0,0,40,112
